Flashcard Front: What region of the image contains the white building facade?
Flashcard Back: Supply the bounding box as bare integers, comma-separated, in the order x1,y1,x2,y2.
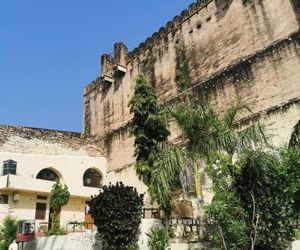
0,125,106,230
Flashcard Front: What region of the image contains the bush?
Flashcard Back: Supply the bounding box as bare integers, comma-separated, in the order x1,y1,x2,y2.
89,182,144,250
205,149,300,249
295,229,300,240
0,216,17,250
234,149,299,249
147,227,170,250
204,191,250,250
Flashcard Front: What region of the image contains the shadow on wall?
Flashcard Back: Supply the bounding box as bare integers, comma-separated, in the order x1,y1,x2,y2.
215,0,233,21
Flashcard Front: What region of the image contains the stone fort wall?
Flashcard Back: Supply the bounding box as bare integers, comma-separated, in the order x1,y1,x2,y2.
83,0,300,193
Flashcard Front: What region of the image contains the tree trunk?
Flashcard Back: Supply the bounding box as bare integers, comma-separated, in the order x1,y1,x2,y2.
193,159,203,200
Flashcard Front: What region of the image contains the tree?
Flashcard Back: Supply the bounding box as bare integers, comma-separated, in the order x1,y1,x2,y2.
204,153,251,249
0,216,17,250
141,99,217,214
148,143,184,215
204,191,250,250
205,148,300,249
234,149,299,249
166,101,216,200
48,182,70,235
147,98,266,216
89,182,144,250
166,98,266,199
210,99,267,159
128,74,170,185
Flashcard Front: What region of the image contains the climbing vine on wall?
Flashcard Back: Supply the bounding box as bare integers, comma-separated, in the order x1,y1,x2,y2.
50,182,70,210
49,182,70,235
141,52,157,88
175,43,191,90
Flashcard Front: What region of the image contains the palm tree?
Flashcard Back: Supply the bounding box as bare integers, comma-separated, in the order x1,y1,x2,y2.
166,102,216,200
150,98,267,209
211,99,267,160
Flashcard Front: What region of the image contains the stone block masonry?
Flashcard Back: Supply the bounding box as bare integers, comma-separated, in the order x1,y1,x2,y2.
0,125,104,157
83,0,300,194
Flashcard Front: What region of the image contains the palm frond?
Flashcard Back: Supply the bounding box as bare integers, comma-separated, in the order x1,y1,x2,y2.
224,99,251,129
167,102,217,158
236,122,268,151
149,143,185,210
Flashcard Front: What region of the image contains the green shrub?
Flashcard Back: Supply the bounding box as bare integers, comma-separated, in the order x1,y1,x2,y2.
147,227,170,250
235,149,299,249
49,182,70,235
205,148,300,249
204,191,250,250
0,215,17,250
89,182,144,250
47,215,66,236
50,182,70,210
295,229,300,240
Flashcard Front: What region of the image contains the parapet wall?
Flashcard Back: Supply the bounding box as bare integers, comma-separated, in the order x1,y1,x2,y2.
0,125,104,157
83,0,300,172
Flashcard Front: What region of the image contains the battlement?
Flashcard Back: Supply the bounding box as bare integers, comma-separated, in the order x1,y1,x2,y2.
127,0,214,61
94,0,231,80
83,0,300,172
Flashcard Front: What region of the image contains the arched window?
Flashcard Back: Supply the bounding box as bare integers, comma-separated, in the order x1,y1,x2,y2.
83,169,102,188
36,168,60,182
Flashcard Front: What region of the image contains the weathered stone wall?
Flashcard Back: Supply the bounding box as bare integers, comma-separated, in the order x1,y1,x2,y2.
83,0,300,179
0,125,104,157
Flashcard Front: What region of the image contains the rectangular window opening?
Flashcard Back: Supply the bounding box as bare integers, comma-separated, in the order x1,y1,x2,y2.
35,203,47,220
37,195,47,200
0,194,8,204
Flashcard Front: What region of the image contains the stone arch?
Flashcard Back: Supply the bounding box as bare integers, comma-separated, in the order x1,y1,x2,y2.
83,168,103,188
36,168,63,182
289,119,300,148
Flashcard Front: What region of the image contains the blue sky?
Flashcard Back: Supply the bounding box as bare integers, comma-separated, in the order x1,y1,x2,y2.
0,0,194,132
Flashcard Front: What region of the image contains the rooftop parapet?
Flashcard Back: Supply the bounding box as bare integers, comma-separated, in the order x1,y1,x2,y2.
127,0,213,61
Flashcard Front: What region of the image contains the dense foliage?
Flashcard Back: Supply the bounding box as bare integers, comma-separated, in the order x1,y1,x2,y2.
204,191,250,250
89,182,144,250
50,182,70,210
205,148,300,250
0,216,17,250
154,98,266,209
129,87,266,216
128,74,170,185
204,154,250,250
49,182,70,235
235,149,299,249
147,227,170,250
